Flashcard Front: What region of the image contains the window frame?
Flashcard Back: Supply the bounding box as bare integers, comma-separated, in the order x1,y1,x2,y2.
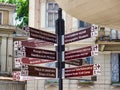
46,1,58,28
111,53,120,85
0,11,3,25
78,20,91,29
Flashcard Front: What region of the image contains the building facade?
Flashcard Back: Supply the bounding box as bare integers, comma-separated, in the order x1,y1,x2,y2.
28,0,120,90
0,3,27,90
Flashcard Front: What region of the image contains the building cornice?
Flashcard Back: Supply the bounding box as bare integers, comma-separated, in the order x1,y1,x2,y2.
0,2,16,9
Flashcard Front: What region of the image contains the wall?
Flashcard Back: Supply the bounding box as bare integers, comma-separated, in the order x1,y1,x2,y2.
0,80,26,90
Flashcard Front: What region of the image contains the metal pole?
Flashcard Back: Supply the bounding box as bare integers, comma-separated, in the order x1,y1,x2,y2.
55,8,65,90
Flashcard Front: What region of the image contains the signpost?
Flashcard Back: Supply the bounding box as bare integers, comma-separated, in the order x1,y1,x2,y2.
65,64,101,78
55,8,65,90
13,8,100,90
21,65,56,78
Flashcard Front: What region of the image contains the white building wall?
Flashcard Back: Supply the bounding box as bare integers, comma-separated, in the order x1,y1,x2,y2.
9,10,14,25
29,0,35,27
40,0,46,29
94,53,111,90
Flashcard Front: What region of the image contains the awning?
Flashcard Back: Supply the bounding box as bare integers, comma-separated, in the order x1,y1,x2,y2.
55,0,120,30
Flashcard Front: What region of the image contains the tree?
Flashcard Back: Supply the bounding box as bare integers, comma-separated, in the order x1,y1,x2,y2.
0,0,29,28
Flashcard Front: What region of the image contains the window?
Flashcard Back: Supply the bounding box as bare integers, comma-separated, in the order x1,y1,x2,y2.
46,1,59,28
0,12,2,25
78,20,85,28
111,53,120,83
82,57,93,65
86,57,93,64
78,20,91,29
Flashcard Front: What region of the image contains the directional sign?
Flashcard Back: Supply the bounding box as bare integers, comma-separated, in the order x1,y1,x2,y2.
29,27,56,43
12,71,54,81
65,64,101,78
65,27,91,44
65,59,83,66
14,39,53,48
14,47,56,60
65,45,98,61
21,65,56,78
21,58,53,64
25,47,56,60
14,58,53,67
65,25,98,44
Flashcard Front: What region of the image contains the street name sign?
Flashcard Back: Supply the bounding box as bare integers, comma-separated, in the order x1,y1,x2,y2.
65,64,101,78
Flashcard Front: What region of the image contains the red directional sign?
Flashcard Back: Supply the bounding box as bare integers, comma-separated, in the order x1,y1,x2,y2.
29,27,56,43
21,65,56,78
25,47,56,60
65,25,98,44
65,59,83,66
65,46,92,61
21,58,53,64
12,71,55,81
65,45,98,61
14,46,56,60
14,58,53,67
22,39,53,47
65,64,101,78
65,27,91,44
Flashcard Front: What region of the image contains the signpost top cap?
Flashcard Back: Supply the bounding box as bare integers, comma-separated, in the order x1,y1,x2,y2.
58,8,62,19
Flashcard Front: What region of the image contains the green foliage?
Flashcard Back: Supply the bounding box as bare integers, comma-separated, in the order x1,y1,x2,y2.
0,0,29,28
